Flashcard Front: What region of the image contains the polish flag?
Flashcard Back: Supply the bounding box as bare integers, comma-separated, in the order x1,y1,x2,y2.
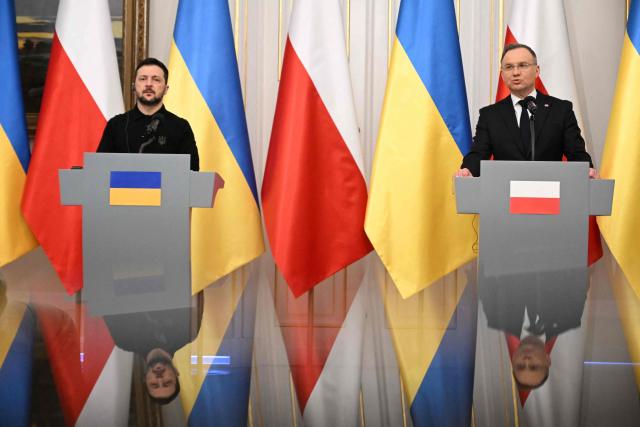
509,180,560,215
260,0,371,423
498,0,602,265
21,0,123,295
261,0,372,298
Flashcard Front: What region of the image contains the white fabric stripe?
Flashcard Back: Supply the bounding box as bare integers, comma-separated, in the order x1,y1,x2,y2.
510,181,560,198
303,268,369,427
55,0,123,121
287,0,366,177
75,348,133,427
507,0,590,154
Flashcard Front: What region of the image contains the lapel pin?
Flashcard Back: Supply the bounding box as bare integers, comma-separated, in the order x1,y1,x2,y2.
544,104,549,107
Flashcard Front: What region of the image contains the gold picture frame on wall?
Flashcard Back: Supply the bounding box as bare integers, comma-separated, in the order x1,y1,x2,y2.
16,0,149,137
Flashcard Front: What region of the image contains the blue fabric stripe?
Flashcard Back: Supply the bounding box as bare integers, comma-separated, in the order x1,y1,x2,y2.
0,0,30,172
187,277,258,426
409,282,477,427
0,307,35,427
110,171,161,188
173,0,259,204
396,0,472,155
628,0,640,53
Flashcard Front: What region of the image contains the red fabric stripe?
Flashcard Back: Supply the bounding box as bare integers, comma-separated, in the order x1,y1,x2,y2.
510,197,560,215
34,301,114,426
496,28,549,102
21,35,107,294
261,38,372,297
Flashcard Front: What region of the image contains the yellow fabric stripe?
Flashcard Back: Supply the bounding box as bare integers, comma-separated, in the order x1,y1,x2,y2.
598,34,640,299
174,272,247,416
365,40,476,298
382,271,467,404
164,44,264,293
0,302,26,369
607,255,640,389
0,125,37,266
108,188,161,206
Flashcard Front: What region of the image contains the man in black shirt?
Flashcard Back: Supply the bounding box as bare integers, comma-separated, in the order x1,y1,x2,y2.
98,57,199,171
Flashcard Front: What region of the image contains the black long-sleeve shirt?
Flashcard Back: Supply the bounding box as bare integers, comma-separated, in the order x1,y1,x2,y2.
97,105,199,171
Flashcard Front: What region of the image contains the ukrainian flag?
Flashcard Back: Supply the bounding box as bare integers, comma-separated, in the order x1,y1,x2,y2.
109,171,162,206
164,0,264,294
0,0,37,266
365,0,476,298
0,300,35,427
598,1,640,390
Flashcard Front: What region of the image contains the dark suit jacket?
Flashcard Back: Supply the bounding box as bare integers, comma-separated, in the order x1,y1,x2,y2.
461,93,593,177
479,277,587,338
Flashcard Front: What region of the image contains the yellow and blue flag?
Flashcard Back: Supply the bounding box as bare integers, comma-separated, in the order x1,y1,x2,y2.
382,270,476,426
0,0,37,266
365,0,476,298
164,0,264,294
109,171,162,206
173,269,257,426
0,301,35,427
598,1,640,390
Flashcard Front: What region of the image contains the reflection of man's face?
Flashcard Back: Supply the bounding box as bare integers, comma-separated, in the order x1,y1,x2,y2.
145,350,179,399
134,65,168,107
512,336,551,389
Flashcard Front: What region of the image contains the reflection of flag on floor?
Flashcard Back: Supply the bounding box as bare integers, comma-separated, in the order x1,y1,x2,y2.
21,0,124,294
497,0,602,265
0,302,35,427
599,0,640,390
365,0,476,299
382,271,476,426
173,268,258,426
164,0,264,294
33,299,132,427
0,0,37,267
261,0,372,298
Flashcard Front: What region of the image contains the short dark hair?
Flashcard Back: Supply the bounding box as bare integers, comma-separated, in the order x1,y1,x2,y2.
501,43,537,62
135,57,169,82
148,377,181,406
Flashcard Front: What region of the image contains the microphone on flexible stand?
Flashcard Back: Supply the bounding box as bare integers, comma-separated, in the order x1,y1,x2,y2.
139,112,165,153
524,96,537,161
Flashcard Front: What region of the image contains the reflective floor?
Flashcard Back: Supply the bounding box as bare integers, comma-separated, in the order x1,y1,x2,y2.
1,248,639,426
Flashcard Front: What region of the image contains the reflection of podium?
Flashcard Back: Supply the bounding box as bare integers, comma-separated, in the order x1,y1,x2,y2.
455,161,613,293
59,153,223,316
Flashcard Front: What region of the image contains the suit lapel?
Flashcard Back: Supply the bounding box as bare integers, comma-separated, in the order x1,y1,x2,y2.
534,92,551,146
497,96,525,156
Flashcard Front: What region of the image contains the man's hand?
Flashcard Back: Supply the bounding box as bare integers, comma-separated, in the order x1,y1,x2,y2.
589,168,598,179
455,168,473,177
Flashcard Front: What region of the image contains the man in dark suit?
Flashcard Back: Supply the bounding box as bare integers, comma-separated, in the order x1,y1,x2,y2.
455,43,596,178
480,275,588,389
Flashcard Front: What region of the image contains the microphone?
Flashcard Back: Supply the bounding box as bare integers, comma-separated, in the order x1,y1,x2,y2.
524,96,537,115
140,112,165,153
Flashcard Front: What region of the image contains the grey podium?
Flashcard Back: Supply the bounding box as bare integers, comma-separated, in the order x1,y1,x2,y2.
455,161,614,299
59,153,223,316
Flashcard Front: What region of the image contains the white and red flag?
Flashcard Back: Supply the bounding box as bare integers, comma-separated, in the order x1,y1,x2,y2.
261,0,372,298
499,0,602,265
509,180,560,215
261,0,371,424
21,0,123,295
